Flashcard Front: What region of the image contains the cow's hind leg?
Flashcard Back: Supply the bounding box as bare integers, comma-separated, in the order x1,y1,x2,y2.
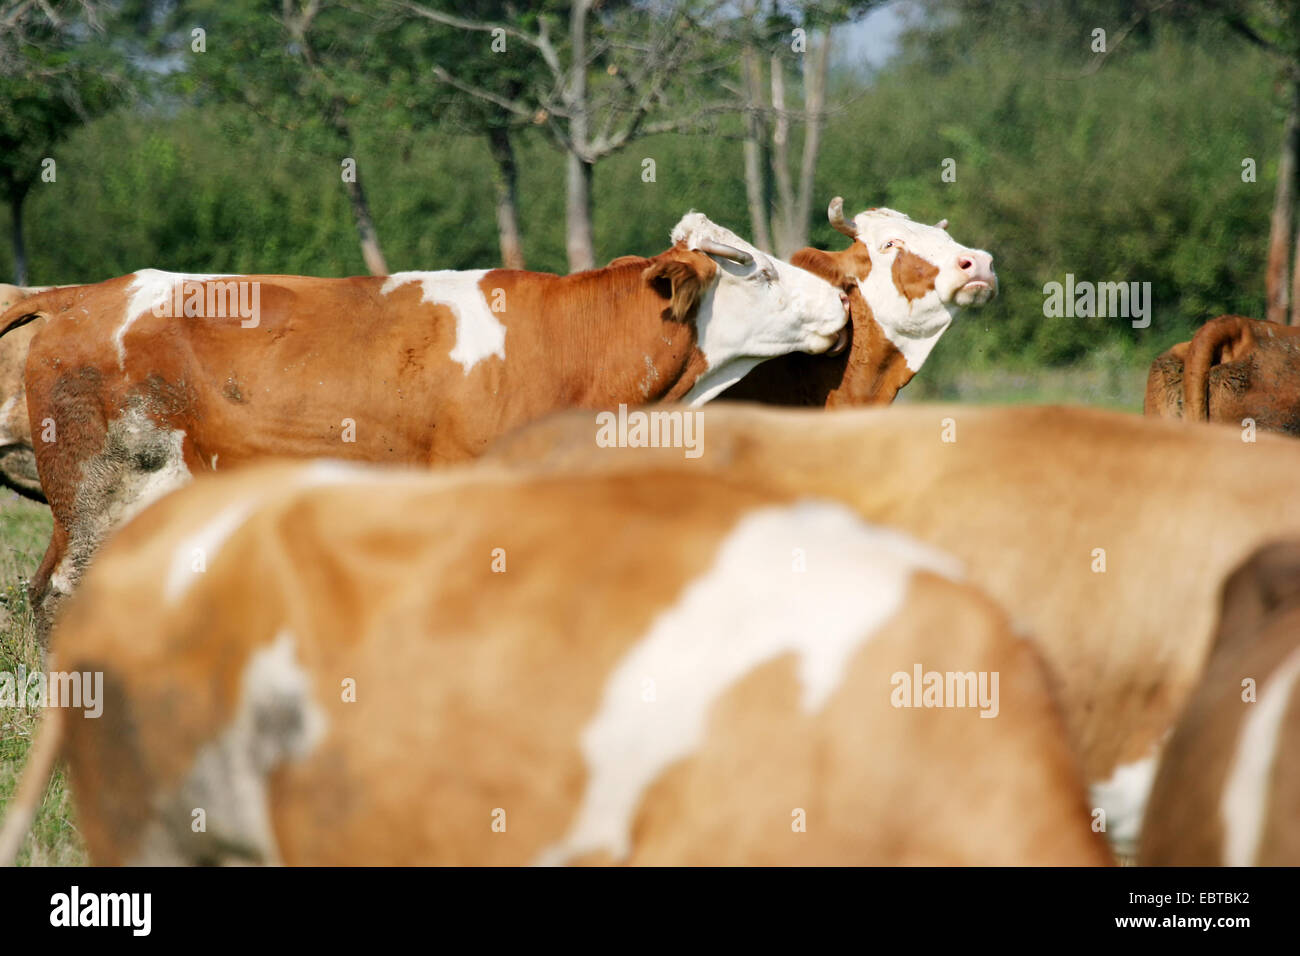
28,520,69,651
33,402,192,645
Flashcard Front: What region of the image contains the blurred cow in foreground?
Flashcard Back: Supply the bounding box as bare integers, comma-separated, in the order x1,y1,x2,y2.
485,401,1300,857
0,461,1108,865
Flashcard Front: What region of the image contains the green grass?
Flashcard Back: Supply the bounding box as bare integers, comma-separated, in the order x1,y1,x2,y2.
907,347,1150,412
0,492,85,866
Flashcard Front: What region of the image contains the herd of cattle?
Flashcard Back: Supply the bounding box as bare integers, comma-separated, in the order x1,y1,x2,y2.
0,199,1295,866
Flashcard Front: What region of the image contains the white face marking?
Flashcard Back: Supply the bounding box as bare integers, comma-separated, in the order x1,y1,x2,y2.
118,271,232,371
129,630,327,865
381,271,504,375
849,208,996,373
1220,645,1300,866
669,213,848,403
533,502,963,866
1088,743,1162,857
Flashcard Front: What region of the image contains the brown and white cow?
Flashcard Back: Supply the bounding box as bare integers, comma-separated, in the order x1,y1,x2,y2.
1140,540,1300,865
483,401,1300,855
0,214,850,642
722,199,997,407
1144,314,1300,435
0,284,57,501
0,460,1109,866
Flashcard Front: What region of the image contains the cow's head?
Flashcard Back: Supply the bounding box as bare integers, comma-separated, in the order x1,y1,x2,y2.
666,212,850,405
827,199,996,373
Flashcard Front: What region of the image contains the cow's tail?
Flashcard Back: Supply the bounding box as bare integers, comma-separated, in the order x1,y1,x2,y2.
1181,315,1255,422
0,287,76,340
0,706,65,866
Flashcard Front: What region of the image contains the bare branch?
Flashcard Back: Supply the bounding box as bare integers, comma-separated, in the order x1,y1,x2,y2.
1082,0,1178,76
429,64,536,118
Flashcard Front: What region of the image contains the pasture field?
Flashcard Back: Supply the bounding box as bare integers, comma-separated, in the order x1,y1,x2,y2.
0,494,83,865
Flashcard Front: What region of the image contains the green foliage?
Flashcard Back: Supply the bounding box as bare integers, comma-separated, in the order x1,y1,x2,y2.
0,4,129,203
0,4,1287,395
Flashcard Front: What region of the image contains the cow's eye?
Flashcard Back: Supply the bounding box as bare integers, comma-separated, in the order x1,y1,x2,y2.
882,239,903,252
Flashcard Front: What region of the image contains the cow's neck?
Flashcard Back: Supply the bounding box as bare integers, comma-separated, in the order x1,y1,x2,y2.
875,301,957,379
827,327,917,407
535,272,702,408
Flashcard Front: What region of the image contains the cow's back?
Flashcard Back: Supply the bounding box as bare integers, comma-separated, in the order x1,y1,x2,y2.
485,402,1300,786
51,460,1107,865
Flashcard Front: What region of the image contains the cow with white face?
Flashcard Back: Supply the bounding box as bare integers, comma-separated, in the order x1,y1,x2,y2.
723,198,998,407
669,212,851,404
0,212,852,643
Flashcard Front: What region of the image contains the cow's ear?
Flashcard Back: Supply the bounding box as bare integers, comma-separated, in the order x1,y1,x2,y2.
643,256,711,323
791,247,849,290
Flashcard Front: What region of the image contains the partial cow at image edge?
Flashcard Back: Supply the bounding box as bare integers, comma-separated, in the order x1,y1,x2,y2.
1145,315,1300,436
1140,539,1300,866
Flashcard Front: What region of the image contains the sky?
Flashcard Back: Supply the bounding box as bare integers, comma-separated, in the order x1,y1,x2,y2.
835,1,914,74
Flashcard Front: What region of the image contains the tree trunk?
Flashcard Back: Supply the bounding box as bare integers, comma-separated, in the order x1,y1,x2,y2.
1292,216,1300,327
770,53,799,258
10,190,26,286
1290,79,1300,327
740,43,774,253
565,154,596,272
343,164,388,277
792,28,832,252
326,105,388,277
1267,79,1298,324
565,0,596,272
487,127,526,270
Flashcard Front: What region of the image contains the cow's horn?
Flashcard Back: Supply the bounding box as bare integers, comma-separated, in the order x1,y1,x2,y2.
697,240,753,266
935,218,949,230
828,197,857,238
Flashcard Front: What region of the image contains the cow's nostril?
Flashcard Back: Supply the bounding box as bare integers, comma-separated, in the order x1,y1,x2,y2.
958,257,974,272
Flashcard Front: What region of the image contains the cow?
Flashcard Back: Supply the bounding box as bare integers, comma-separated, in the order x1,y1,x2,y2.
1144,314,1300,435
1140,540,1300,865
0,284,56,501
0,213,850,643
482,401,1300,856
0,459,1110,866
721,199,997,407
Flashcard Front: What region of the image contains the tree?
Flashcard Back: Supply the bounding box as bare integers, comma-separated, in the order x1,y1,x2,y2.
1202,1,1300,325
734,1,879,257
372,1,546,269
163,0,392,274
0,0,126,283
396,0,730,272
